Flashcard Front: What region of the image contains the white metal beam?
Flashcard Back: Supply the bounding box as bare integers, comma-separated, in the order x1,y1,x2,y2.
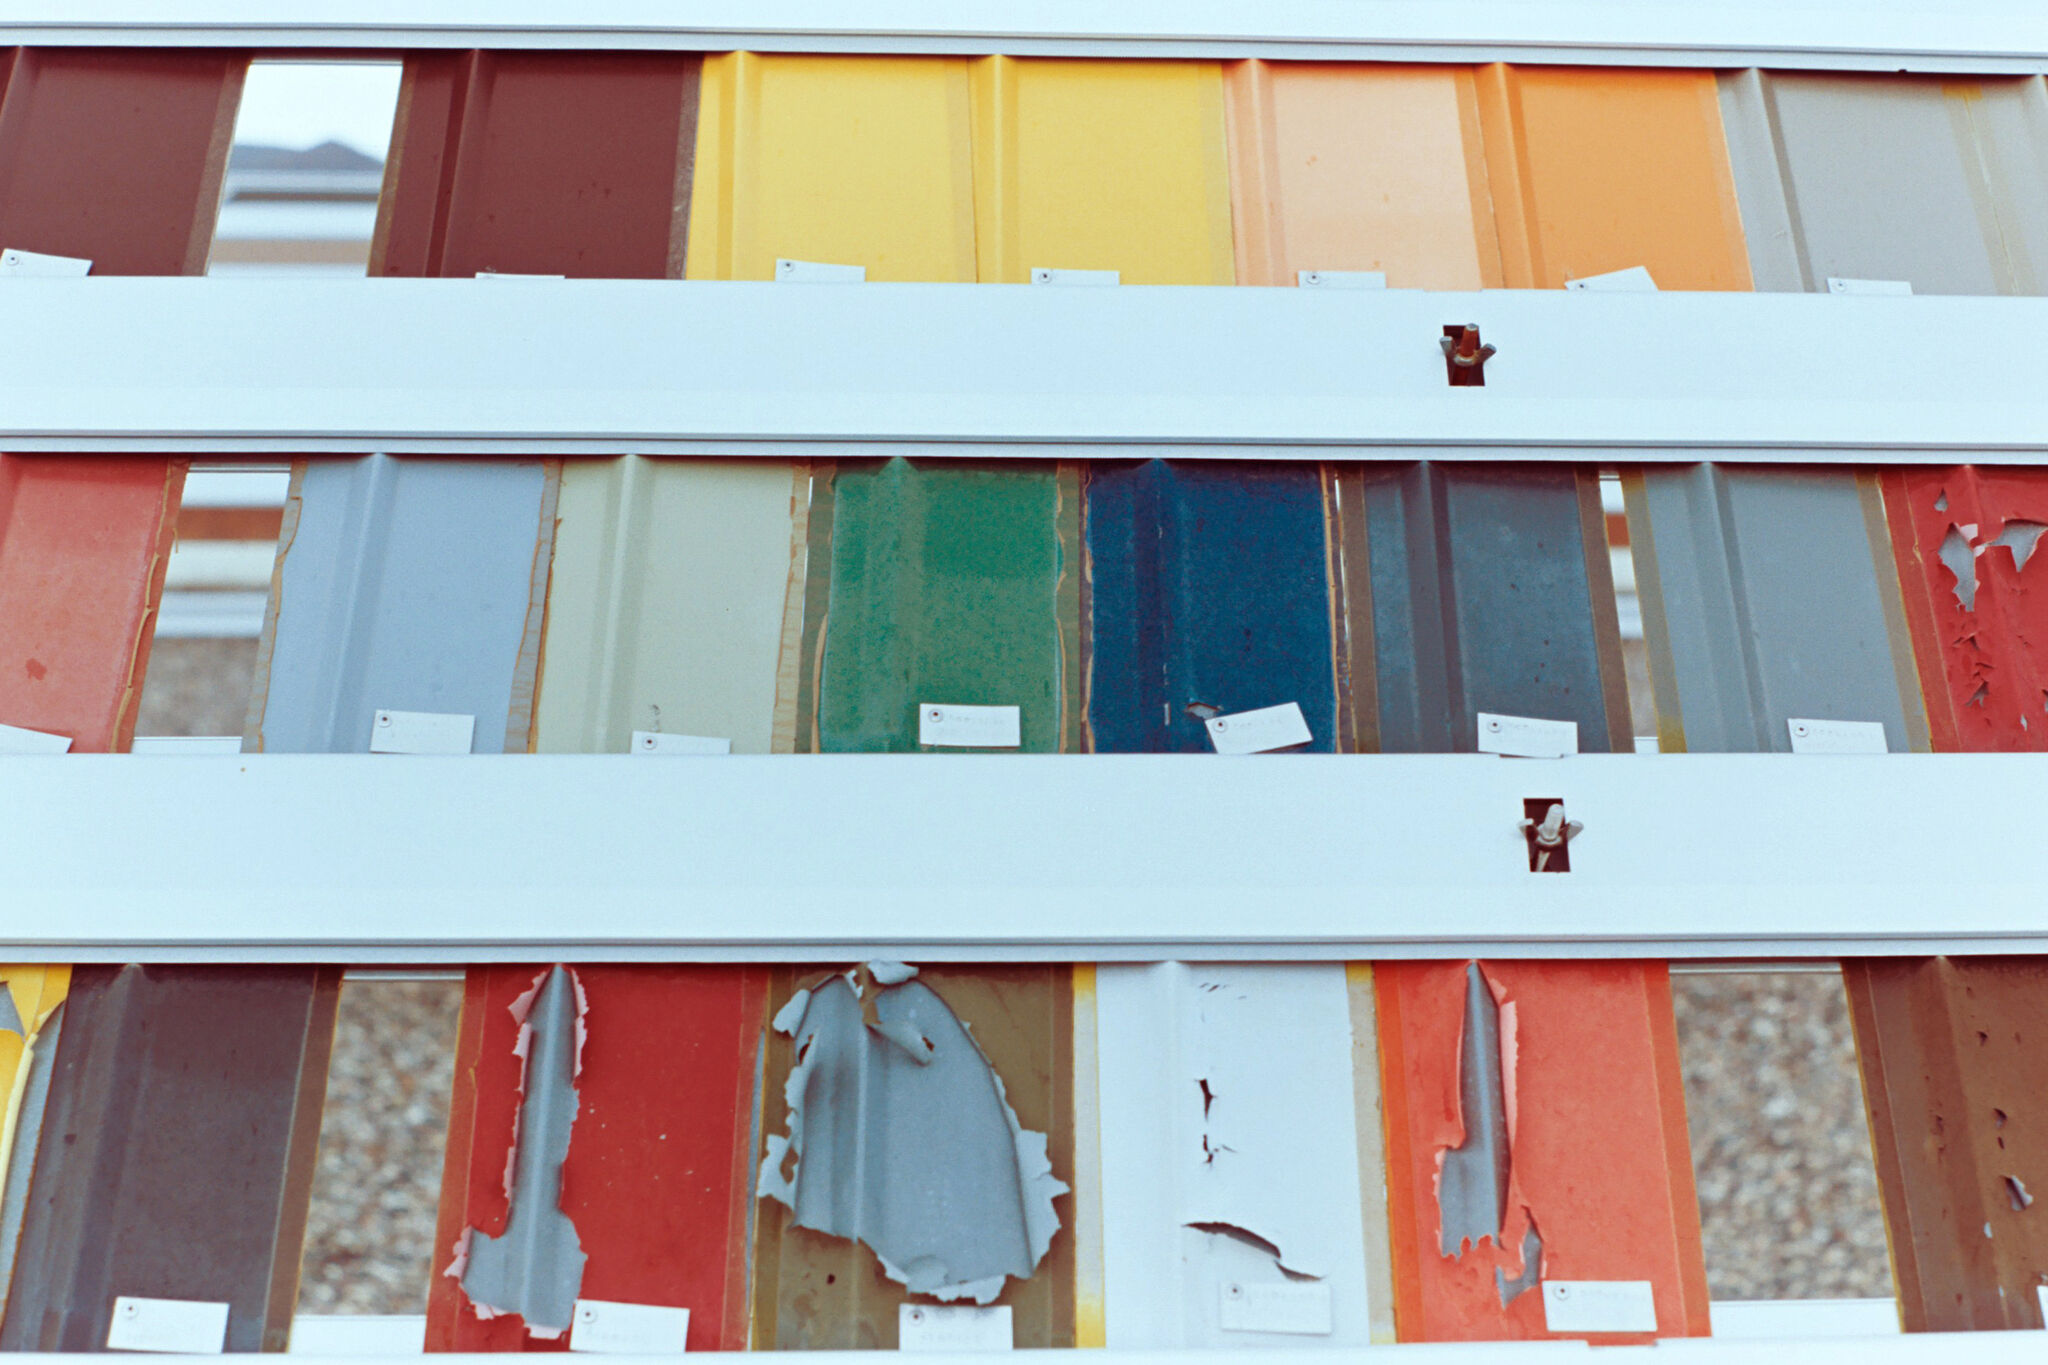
0,279,2041,461
0,754,2040,962
3,1,2048,74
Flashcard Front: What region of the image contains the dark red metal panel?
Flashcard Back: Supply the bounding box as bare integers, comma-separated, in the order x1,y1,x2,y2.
374,51,700,280
0,966,340,1352
381,53,766,1352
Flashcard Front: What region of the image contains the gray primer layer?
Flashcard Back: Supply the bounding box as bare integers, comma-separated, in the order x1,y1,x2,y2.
1438,964,1511,1260
1627,465,1920,753
461,966,585,1336
758,973,1067,1304
246,455,554,753
0,1002,60,1309
1357,463,1622,754
1720,70,2048,296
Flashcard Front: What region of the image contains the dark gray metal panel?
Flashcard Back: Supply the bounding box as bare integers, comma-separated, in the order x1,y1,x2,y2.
247,454,556,754
0,967,339,1353
1626,465,1924,753
1356,462,1630,754
1721,70,2048,295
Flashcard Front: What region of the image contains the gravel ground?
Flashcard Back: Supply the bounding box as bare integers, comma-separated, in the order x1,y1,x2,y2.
140,637,1894,1313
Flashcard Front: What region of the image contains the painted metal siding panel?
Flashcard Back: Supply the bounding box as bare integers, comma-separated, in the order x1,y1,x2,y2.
0,966,340,1352
246,456,553,755
1721,71,2048,295
1844,957,2048,1332
1626,465,1925,754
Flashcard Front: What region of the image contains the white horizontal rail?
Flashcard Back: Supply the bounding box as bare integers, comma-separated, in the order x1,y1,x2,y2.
0,280,2042,461
0,754,2040,962
5,1,2048,74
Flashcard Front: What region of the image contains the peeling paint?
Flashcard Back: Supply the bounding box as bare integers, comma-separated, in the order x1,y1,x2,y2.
455,966,587,1337
1431,966,1542,1307
759,967,1067,1304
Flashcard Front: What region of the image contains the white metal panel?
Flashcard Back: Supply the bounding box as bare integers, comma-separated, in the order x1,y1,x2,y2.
1096,964,1372,1347
5,1,2048,72
0,754,2043,961
1,280,2046,459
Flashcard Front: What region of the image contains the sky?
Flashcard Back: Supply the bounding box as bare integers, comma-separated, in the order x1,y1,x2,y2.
232,61,404,157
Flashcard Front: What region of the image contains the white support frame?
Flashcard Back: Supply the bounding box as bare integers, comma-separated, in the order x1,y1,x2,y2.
1,280,2042,461
5,1,2048,74
2,754,2041,962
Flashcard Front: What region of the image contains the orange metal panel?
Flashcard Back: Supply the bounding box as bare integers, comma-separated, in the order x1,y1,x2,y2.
1473,65,1751,290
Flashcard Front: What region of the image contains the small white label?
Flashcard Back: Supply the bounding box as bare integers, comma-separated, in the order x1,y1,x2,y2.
1827,277,1913,296
776,258,865,283
1788,718,1889,755
1478,712,1579,758
1030,267,1118,286
369,709,475,755
106,1296,229,1354
0,721,73,754
1298,269,1386,289
570,1299,690,1354
632,731,732,755
0,247,91,277
2037,1283,2047,1326
475,271,567,279
1565,266,1658,292
1218,1281,1333,1336
131,736,242,755
917,703,1021,749
1541,1280,1657,1334
1205,702,1313,755
898,1304,1011,1352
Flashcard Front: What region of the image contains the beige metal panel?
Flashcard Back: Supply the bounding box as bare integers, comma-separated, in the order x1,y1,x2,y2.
534,456,800,755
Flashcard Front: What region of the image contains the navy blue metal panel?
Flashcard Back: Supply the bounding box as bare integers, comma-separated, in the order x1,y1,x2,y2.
1356,463,1629,755
1085,461,1336,753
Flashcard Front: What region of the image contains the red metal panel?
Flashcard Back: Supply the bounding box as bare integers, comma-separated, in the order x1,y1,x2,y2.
385,52,767,1352
1377,961,1707,1342
0,48,241,751
427,966,765,1352
1881,466,2048,753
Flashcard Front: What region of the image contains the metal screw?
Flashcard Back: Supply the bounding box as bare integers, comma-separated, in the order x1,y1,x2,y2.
376,712,392,727
1487,718,1502,732
1213,719,1228,732
121,1304,138,1318
1226,1284,1244,1300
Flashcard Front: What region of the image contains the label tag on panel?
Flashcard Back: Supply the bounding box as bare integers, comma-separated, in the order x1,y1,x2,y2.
1297,269,1386,289
1030,267,1118,286
370,709,475,755
475,271,567,280
0,721,73,754
1565,266,1657,292
776,259,865,283
632,731,731,755
1218,1280,1333,1336
1827,277,1913,296
569,1299,690,1354
918,703,1021,749
1478,712,1578,758
0,247,91,277
106,1296,229,1354
1541,1280,1657,1334
1205,702,1313,755
898,1304,1011,1352
1788,718,1889,754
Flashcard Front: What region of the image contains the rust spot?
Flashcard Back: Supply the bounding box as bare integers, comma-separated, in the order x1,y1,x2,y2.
23,658,45,681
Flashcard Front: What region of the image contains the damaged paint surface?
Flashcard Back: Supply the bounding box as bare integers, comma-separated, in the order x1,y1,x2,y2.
1095,963,1375,1347
454,966,587,1337
1377,961,1707,1341
0,968,68,1308
759,966,1067,1305
1883,467,2048,751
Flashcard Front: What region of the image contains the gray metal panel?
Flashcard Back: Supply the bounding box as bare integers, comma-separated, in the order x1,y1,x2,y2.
247,454,556,754
1721,70,2048,295
1627,465,1922,753
1357,462,1630,754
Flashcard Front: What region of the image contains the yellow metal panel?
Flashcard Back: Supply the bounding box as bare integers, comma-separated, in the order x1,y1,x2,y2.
1224,61,1497,289
0,965,68,1211
687,52,976,282
534,457,802,755
971,57,1234,284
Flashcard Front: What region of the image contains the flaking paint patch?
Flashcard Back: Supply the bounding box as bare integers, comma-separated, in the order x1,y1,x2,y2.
758,966,1067,1304
453,966,587,1337
1433,964,1542,1305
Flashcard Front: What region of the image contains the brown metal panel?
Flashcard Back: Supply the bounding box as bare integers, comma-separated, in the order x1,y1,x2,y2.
0,967,340,1352
1844,959,2048,1331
